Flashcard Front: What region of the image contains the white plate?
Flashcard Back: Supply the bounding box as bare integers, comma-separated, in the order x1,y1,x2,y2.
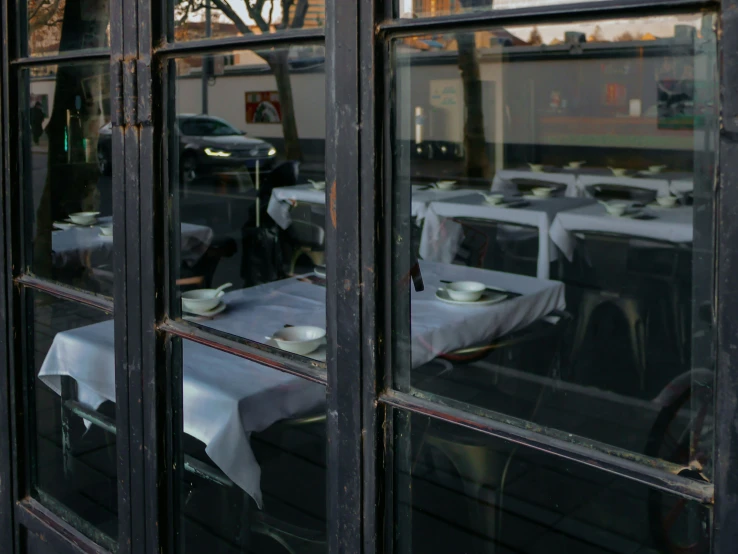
265,337,327,362
53,222,75,230
183,301,227,318
435,287,508,306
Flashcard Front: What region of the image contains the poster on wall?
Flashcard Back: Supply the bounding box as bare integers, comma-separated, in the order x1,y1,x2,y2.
245,91,282,123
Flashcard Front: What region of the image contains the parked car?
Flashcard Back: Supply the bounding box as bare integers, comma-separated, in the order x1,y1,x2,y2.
97,114,278,183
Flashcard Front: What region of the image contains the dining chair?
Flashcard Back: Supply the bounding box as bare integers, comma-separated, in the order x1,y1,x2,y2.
584,183,658,204
450,217,539,278
286,203,326,276
411,312,571,554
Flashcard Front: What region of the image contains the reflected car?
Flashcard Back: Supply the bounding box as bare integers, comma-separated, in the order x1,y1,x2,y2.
96,114,278,183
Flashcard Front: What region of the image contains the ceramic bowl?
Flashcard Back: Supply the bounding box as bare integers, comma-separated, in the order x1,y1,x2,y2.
436,180,456,190
567,161,585,169
310,180,326,190
182,289,226,313
99,224,113,236
528,163,544,172
648,165,667,174
656,195,678,207
445,281,486,302
602,201,629,216
69,211,99,225
609,168,628,177
272,326,326,355
483,193,505,205
531,187,553,198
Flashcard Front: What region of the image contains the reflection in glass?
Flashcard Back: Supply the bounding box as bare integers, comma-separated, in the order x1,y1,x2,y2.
29,291,116,546
170,46,327,361
176,337,326,551
22,62,113,296
172,0,325,42
25,0,109,56
398,0,608,18
391,15,716,478
395,413,710,554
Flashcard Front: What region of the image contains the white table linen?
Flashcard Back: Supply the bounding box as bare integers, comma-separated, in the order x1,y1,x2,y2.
549,204,693,261
419,194,594,279
38,264,564,505
267,184,473,230
52,216,213,268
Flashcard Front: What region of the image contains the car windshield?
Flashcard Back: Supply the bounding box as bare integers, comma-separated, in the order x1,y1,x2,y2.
178,118,241,137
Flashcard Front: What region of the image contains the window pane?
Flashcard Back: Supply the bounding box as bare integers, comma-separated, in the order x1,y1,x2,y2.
30,290,116,547
25,0,109,57
394,412,711,554
176,337,326,551
172,1,325,42
21,62,114,297
398,0,611,18
390,14,716,479
168,46,327,362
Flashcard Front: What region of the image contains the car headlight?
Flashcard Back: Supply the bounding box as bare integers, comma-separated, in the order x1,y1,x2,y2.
204,147,232,157
267,147,277,156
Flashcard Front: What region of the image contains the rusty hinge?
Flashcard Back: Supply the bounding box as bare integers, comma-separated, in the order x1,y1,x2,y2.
136,59,152,127
111,59,124,127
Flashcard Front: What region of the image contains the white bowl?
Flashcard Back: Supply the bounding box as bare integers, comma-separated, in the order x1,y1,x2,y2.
436,180,456,190
567,161,585,169
445,281,486,302
99,224,113,236
609,168,628,177
310,180,326,190
483,193,505,205
602,201,629,216
531,187,552,198
272,326,326,355
182,288,226,313
69,211,99,225
648,165,667,174
656,195,678,207
528,164,544,172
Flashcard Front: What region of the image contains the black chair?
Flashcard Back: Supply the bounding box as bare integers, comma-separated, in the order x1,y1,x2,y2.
585,183,658,204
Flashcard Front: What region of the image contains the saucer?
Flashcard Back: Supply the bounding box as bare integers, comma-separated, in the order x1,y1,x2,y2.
435,287,507,306
265,337,327,362
183,301,227,317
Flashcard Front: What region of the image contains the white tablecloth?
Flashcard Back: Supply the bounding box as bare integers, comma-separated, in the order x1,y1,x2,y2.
549,204,694,261
267,184,474,230
52,217,213,268
419,194,594,279
38,264,564,505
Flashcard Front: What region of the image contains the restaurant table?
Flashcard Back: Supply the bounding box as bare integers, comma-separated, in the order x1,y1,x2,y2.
267,184,474,230
419,194,595,278
549,203,694,261
52,216,214,268
37,262,564,506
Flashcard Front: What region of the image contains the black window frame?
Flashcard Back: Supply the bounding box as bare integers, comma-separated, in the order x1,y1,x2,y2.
0,0,734,553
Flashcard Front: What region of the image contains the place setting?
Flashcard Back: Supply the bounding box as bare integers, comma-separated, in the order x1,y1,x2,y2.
266,325,327,361
479,193,531,209
599,201,657,220
435,280,520,307
181,282,232,321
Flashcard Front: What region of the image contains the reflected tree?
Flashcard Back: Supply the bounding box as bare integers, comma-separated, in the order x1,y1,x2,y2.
30,0,110,279
175,0,311,161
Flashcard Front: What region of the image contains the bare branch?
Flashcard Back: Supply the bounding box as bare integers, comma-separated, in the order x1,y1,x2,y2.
242,0,269,32
209,0,254,35
290,0,308,29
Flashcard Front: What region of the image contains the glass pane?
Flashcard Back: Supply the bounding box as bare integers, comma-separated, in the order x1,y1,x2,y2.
169,46,327,362
398,0,611,18
29,290,116,547
172,0,325,42
394,412,711,554
25,0,109,57
391,14,716,479
176,337,326,551
21,62,114,296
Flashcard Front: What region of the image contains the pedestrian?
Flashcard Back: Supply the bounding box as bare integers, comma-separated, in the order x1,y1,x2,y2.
30,101,46,145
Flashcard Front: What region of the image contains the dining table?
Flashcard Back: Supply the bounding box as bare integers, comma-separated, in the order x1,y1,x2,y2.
549,203,694,261
37,261,565,507
419,194,595,278
267,183,474,230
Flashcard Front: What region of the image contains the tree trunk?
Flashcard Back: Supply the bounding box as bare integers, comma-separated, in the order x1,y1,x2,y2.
265,50,303,162
457,32,491,180
34,0,109,277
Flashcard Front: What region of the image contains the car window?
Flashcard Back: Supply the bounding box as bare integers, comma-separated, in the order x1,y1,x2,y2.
178,118,240,137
